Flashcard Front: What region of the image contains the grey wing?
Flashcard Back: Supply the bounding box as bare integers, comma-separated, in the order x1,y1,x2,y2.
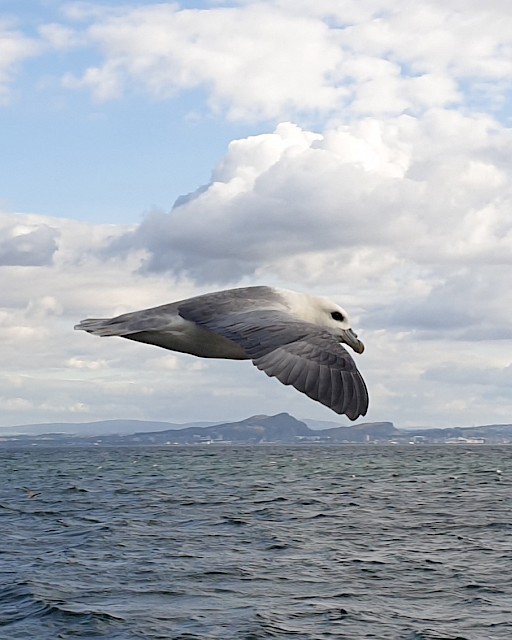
253,333,368,420
177,286,285,321
75,287,282,337
74,302,182,336
178,305,368,420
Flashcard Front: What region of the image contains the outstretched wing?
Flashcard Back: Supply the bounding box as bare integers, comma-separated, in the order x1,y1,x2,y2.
75,286,284,337
178,303,368,420
252,332,368,420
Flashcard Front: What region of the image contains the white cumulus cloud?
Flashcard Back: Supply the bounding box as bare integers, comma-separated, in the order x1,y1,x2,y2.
105,112,512,293
0,22,39,103
57,1,512,120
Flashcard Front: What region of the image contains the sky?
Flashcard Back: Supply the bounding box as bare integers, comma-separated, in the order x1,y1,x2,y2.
1,0,512,430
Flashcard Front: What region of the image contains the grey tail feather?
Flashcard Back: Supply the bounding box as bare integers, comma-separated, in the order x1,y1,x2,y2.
74,318,123,337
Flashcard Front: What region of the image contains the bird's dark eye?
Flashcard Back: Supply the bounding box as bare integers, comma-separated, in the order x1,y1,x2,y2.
331,311,345,321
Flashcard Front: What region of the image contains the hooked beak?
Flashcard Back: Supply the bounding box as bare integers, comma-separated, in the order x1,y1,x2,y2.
340,328,365,354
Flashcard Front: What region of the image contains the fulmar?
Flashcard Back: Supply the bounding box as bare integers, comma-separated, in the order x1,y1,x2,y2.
74,286,368,420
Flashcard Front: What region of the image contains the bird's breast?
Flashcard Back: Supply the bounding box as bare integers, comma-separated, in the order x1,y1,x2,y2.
126,318,249,360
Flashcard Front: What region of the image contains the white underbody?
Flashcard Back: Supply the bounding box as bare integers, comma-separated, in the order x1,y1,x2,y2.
126,317,249,360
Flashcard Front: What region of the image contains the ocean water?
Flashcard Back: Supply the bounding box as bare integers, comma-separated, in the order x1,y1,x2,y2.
0,445,511,640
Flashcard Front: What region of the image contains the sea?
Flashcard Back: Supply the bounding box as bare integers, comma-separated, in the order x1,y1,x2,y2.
0,444,511,640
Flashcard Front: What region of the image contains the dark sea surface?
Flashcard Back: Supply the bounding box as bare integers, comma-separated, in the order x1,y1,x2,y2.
1,445,511,640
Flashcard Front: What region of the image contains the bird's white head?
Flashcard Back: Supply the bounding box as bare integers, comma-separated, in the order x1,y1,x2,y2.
284,290,365,354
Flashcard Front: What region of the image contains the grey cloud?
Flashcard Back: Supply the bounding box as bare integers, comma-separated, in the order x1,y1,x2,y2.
365,266,512,340
105,154,411,283
423,363,512,390
0,226,59,267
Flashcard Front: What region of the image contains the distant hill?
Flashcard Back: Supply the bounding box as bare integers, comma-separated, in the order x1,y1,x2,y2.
318,421,400,442
0,413,396,446
410,424,512,440
96,413,314,445
1,414,512,447
0,419,217,437
302,418,347,430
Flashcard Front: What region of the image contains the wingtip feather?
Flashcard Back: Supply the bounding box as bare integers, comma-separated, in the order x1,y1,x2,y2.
74,319,118,336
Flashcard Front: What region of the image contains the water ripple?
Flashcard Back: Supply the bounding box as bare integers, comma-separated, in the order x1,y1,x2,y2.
1,445,511,639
